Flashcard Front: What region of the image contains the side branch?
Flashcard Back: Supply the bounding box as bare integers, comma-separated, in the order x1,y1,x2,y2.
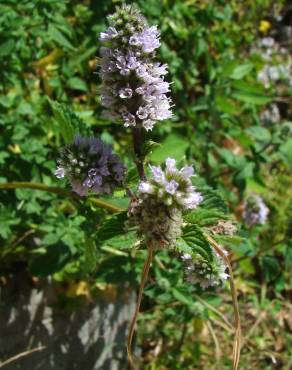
0,182,123,213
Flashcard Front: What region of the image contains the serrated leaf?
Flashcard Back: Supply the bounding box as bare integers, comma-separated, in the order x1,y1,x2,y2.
83,238,97,273
49,25,75,51
176,237,193,255
103,231,138,250
48,98,90,143
95,212,128,245
180,224,213,262
185,208,227,227
48,99,74,143
196,186,228,214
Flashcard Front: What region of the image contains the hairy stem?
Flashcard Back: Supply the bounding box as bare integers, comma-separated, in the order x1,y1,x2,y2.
0,182,123,213
205,234,241,370
0,346,46,369
127,244,154,370
132,127,146,181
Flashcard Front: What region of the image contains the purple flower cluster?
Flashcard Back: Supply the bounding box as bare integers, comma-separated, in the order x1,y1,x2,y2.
243,194,269,227
55,135,125,196
128,158,202,248
99,5,172,131
138,158,203,210
181,252,229,289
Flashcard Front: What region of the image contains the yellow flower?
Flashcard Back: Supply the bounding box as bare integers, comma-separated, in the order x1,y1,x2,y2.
67,281,90,297
259,20,271,34
8,144,21,154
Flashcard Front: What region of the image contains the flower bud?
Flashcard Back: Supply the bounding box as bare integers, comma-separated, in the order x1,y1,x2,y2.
243,194,269,227
55,135,125,196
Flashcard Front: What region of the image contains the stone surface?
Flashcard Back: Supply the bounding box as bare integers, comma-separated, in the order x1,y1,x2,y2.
0,276,135,370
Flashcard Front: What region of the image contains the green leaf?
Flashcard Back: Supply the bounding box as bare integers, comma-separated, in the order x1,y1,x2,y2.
233,91,272,105
279,138,292,164
180,224,213,262
246,126,271,143
172,288,194,306
103,231,137,250
48,98,90,143
196,185,228,213
49,25,75,51
82,238,97,273
260,256,281,282
48,99,74,143
232,80,272,105
0,39,15,57
235,162,255,180
0,206,20,239
95,212,128,245
67,77,88,92
215,96,238,114
230,63,253,79
185,208,227,227
148,134,189,163
176,237,193,255
246,179,267,195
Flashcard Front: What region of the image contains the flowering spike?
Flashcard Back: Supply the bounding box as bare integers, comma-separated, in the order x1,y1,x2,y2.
128,158,203,248
243,194,269,227
99,4,172,131
55,135,125,196
181,252,229,289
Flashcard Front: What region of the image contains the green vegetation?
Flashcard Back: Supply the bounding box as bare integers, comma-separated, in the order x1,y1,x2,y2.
0,0,291,369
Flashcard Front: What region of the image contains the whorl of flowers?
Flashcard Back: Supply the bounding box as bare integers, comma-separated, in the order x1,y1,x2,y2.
128,158,203,248
138,158,203,210
99,4,172,131
55,135,125,196
129,197,183,249
181,252,229,289
243,194,269,227
260,104,281,125
209,220,237,236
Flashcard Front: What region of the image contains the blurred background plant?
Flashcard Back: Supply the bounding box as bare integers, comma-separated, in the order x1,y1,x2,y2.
0,0,291,369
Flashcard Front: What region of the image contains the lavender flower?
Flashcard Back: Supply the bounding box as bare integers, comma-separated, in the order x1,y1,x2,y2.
181,252,229,289
99,4,172,131
128,158,202,248
243,194,269,227
260,104,281,125
138,158,203,210
55,135,125,196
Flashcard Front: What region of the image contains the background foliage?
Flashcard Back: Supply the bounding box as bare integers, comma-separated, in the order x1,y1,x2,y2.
0,0,291,369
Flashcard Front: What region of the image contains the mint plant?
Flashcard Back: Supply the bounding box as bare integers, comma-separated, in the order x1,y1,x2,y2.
55,4,241,370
